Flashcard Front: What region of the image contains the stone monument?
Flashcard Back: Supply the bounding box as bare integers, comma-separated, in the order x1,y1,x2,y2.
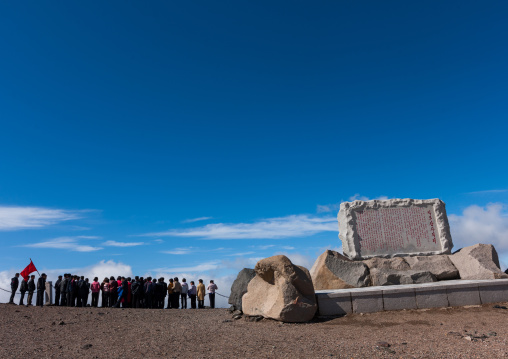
338,198,453,260
45,280,53,306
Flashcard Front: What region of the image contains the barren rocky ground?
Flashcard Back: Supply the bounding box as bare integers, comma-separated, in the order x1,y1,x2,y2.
2,303,508,358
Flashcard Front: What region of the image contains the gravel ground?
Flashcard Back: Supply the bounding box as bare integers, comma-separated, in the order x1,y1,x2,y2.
1,303,508,358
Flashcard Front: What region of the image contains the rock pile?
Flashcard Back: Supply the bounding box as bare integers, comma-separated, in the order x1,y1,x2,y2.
310,244,507,290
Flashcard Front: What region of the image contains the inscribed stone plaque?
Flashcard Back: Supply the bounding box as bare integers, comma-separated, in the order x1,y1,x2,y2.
338,198,453,260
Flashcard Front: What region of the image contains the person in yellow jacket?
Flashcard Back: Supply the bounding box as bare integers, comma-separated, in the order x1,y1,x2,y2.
196,279,206,309
166,278,174,309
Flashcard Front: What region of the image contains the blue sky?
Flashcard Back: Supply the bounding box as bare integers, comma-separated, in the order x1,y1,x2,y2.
1,1,508,305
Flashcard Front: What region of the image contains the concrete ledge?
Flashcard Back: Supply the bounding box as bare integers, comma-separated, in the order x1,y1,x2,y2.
315,279,508,316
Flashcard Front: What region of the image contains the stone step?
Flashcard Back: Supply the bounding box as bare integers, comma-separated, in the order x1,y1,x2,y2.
315,279,508,316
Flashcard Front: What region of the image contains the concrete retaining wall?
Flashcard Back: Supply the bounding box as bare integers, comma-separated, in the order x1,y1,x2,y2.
315,279,508,316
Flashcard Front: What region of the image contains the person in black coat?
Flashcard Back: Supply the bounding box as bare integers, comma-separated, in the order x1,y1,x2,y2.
60,274,69,306
144,277,153,309
109,276,118,307
27,275,36,306
131,276,140,309
19,277,28,306
36,273,46,307
54,275,62,306
77,276,85,307
9,273,19,304
66,275,74,307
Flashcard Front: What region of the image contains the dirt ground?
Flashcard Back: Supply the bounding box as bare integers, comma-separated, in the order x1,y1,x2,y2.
1,303,508,358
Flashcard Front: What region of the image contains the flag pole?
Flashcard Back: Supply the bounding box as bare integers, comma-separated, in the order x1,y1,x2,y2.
30,258,41,276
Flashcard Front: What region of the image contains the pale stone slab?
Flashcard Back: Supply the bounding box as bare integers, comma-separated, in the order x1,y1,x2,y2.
446,282,481,307
415,286,449,309
317,292,352,316
338,198,453,260
382,287,417,311
478,279,508,304
351,288,383,313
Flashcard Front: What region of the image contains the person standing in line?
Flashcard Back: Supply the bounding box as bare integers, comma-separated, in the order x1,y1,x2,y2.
36,273,47,307
188,281,197,309
60,274,69,306
156,278,164,309
166,278,174,309
144,277,153,309
102,277,110,307
161,277,168,309
54,275,62,306
71,275,79,307
91,277,100,307
83,278,91,307
27,275,36,306
127,277,132,308
19,276,28,306
151,278,158,308
180,278,188,309
172,277,181,309
109,276,118,307
138,277,145,308
66,275,73,307
207,280,218,309
9,273,19,304
76,276,85,307
197,279,206,309
131,276,140,308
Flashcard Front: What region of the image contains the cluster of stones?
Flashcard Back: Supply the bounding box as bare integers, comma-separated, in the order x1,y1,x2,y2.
228,199,508,323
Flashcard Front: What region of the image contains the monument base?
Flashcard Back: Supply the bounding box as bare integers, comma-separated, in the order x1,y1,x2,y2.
315,279,508,316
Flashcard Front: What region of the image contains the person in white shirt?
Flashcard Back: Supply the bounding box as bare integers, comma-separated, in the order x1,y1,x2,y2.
207,280,218,309
180,278,189,309
187,281,197,309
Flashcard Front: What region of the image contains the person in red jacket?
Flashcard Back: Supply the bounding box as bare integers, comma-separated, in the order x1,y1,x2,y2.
91,277,101,307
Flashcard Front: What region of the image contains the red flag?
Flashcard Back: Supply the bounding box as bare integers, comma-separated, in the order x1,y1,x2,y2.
20,260,38,281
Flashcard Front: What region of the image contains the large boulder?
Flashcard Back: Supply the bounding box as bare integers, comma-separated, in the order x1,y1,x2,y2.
370,268,437,286
404,255,459,280
363,257,410,271
450,244,508,280
242,255,317,322
228,268,256,311
310,250,370,290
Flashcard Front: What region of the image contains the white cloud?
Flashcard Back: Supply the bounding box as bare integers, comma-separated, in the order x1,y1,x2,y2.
102,240,145,247
348,194,389,202
449,203,508,252
251,244,276,250
316,203,341,213
466,189,508,195
140,214,337,240
0,206,81,231
226,252,255,257
153,261,222,273
22,236,103,252
182,217,213,223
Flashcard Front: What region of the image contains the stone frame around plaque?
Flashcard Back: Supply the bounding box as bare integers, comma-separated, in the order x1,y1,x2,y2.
338,198,453,260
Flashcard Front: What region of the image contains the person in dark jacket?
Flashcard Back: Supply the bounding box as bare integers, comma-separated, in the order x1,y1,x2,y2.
144,277,153,309
155,278,163,309
27,275,36,306
80,277,90,307
76,276,84,307
60,274,69,306
161,278,168,309
9,273,19,304
138,277,145,308
109,276,118,307
66,275,74,307
36,273,46,307
131,276,141,308
19,277,28,306
54,275,62,306
72,275,79,306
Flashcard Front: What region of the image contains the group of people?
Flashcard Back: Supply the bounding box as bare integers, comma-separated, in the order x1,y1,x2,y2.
8,272,219,309
8,272,48,307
